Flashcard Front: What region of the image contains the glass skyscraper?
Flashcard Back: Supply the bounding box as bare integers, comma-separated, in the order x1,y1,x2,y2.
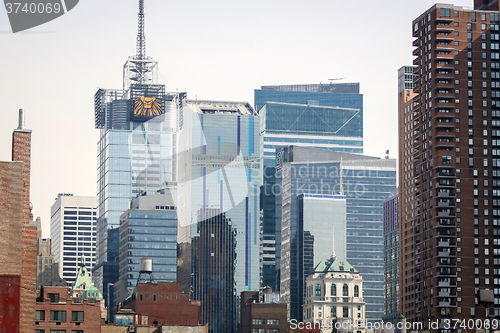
277,146,396,322
118,192,178,297
177,100,260,333
255,83,363,292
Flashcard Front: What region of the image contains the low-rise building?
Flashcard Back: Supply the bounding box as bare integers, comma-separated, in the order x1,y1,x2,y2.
303,256,365,333
122,281,201,326
35,286,102,333
240,288,288,333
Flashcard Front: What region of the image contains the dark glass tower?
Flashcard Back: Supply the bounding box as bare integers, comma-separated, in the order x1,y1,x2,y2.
255,83,364,292
277,146,396,322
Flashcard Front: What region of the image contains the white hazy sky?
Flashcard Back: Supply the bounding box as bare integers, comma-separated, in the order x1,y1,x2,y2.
0,0,473,237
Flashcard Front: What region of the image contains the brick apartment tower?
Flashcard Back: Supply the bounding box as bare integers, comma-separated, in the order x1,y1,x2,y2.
400,1,500,330
0,109,37,332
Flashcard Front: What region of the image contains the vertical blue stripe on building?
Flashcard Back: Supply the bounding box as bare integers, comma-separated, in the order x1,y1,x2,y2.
254,185,257,245
248,212,252,291
218,136,221,155
237,116,241,154
245,197,249,287
249,117,253,157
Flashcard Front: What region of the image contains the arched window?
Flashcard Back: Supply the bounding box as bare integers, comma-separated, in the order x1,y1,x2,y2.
331,284,336,296
343,284,348,296
354,285,359,297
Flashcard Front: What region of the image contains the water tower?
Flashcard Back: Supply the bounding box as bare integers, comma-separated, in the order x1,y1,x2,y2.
137,256,155,284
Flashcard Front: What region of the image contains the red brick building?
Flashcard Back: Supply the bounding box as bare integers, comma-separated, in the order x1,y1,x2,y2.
240,290,288,333
400,0,500,329
0,109,37,333
122,282,200,326
35,286,102,333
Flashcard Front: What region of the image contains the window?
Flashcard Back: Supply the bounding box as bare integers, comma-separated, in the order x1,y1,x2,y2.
343,284,348,296
354,285,359,297
252,329,265,333
343,306,349,318
71,311,84,322
441,8,451,17
252,319,265,325
48,293,59,303
316,284,321,296
331,284,336,296
267,319,280,325
268,330,279,333
443,156,453,164
50,331,66,333
50,311,66,321
35,330,45,333
331,306,336,317
36,310,45,321
72,331,84,333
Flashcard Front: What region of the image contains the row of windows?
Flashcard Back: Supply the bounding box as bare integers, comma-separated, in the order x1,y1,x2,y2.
252,319,280,325
36,310,83,322
312,284,360,297
64,210,96,215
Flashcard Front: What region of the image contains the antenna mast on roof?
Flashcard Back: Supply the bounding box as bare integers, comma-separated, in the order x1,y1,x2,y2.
123,0,158,91
136,0,146,61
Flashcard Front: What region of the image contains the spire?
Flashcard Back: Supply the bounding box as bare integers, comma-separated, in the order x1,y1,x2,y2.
136,0,145,60
122,0,158,90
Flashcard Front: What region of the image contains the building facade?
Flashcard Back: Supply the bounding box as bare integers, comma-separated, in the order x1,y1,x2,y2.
303,257,365,333
277,146,396,322
256,83,364,292
240,290,288,333
382,191,400,324
121,282,201,326
0,110,37,333
118,193,177,297
37,238,65,290
400,1,500,328
177,100,260,332
50,194,97,285
92,2,183,302
35,286,102,333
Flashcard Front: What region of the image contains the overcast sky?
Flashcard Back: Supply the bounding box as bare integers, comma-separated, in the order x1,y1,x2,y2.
0,0,473,237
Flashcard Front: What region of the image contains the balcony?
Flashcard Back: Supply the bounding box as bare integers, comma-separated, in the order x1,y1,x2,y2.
437,191,455,198
438,241,457,247
438,301,457,307
437,201,456,208
437,271,458,278
437,210,455,218
438,251,457,257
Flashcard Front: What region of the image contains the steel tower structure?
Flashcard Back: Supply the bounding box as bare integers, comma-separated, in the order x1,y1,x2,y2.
123,0,158,91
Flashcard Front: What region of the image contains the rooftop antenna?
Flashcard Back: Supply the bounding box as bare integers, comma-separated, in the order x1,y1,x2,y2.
385,150,390,159
136,0,145,61
123,0,158,91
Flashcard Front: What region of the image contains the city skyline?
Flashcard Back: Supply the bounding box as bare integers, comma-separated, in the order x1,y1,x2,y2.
0,0,473,236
